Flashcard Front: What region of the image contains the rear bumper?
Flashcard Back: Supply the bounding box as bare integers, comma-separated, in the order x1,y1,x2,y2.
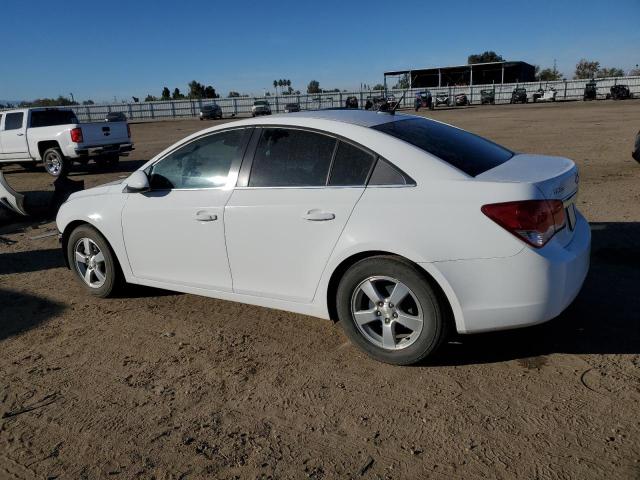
427,213,591,334
74,143,134,157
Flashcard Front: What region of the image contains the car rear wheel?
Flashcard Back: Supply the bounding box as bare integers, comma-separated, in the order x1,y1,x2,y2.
43,148,69,177
67,224,123,297
337,256,448,365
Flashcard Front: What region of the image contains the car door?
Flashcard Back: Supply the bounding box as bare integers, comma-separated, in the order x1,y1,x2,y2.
224,128,377,303
0,111,29,158
121,127,251,291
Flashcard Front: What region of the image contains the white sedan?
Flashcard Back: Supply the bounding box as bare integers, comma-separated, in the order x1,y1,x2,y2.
56,110,590,365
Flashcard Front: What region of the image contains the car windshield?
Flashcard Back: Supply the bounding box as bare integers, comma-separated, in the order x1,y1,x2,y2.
254,101,268,106
373,118,514,177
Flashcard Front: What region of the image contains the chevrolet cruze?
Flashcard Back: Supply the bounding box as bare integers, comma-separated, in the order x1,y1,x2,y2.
56,110,590,365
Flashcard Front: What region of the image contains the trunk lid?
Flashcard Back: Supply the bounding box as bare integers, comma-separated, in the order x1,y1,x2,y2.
78,121,129,147
477,154,580,246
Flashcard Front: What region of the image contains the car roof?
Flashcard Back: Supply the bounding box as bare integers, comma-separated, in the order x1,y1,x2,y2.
278,109,407,127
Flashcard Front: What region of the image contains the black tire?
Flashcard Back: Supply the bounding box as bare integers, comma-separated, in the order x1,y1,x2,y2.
66,224,122,298
105,154,119,166
42,147,69,177
336,256,448,365
76,158,89,166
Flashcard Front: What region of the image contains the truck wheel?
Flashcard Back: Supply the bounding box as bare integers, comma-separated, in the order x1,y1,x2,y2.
43,148,69,177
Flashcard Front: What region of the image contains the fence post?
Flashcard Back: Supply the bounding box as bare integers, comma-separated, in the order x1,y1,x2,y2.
563,79,568,100
150,103,155,119
86,106,91,122
233,98,238,116
275,95,279,113
128,104,133,118
171,102,176,118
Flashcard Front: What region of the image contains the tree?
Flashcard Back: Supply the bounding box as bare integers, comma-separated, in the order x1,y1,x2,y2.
132,96,139,103
307,80,321,94
468,51,504,64
144,94,158,102
371,83,385,91
161,87,171,100
204,85,217,98
393,73,410,89
574,59,600,79
273,80,278,94
82,99,95,105
188,80,205,99
597,67,625,78
536,65,563,81
172,88,184,100
228,91,241,97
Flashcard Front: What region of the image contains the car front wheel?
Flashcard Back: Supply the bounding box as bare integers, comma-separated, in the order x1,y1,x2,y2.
337,256,448,365
67,224,122,297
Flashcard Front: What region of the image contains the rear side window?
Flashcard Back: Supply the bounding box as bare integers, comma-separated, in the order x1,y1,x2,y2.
328,141,375,186
373,118,513,177
150,129,248,190
369,158,414,185
30,110,79,128
249,128,336,187
4,112,24,130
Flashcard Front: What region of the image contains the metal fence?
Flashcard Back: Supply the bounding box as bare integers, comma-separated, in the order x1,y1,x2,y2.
7,76,640,122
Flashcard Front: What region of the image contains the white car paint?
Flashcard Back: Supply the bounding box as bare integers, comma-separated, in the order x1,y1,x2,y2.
56,110,590,334
0,107,132,163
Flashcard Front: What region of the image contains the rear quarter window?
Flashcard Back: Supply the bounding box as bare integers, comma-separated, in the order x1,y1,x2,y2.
373,118,513,177
30,110,79,128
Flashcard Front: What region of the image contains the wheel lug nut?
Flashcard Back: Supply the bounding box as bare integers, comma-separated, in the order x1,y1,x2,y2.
389,303,394,308
384,318,390,324
375,310,381,316
393,312,398,318
377,301,383,307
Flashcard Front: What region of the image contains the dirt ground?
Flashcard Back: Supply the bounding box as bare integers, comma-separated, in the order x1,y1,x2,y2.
1,101,639,479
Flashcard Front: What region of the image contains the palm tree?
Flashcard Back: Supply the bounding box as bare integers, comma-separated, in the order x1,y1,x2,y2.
273,80,278,95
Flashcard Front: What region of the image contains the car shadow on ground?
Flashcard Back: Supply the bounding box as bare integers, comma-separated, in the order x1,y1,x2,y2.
430,221,640,366
0,288,66,341
0,158,147,178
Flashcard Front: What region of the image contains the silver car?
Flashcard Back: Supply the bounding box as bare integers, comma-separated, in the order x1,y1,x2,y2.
251,100,271,117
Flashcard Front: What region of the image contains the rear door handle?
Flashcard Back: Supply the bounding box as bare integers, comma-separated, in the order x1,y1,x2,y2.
303,209,335,221
195,210,218,222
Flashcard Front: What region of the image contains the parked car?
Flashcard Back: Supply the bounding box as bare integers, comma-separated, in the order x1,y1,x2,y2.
414,91,433,111
607,85,633,100
455,93,470,106
0,107,133,177
510,88,528,104
480,89,495,105
56,110,590,365
251,100,271,116
345,96,359,109
532,87,557,103
105,112,127,122
284,103,300,113
434,92,450,107
633,130,640,163
200,104,223,120
583,81,597,101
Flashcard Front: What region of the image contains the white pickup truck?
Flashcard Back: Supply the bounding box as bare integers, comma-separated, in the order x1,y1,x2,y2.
0,107,133,176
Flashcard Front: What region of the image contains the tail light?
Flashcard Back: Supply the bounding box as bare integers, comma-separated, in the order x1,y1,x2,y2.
126,123,131,138
481,200,566,248
70,127,83,143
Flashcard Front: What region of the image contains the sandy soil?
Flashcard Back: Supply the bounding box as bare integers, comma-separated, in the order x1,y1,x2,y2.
1,101,639,479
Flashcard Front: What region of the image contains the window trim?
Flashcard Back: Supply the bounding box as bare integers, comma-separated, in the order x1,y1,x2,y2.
235,124,415,189
145,126,253,192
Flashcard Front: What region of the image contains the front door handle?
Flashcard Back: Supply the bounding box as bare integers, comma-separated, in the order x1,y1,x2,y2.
303,209,335,221
195,210,218,222
17,133,24,136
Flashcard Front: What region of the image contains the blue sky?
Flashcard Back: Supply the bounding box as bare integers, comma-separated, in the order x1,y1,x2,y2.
1,0,638,102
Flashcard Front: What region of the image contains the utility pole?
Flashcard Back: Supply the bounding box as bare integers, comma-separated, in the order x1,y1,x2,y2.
69,92,75,103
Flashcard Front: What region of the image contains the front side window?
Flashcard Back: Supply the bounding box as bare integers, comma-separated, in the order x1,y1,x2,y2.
249,128,336,187
328,141,375,186
150,129,248,190
373,118,514,177
4,112,24,131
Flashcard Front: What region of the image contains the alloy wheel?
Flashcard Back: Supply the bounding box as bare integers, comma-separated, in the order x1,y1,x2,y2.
351,276,424,350
74,237,107,288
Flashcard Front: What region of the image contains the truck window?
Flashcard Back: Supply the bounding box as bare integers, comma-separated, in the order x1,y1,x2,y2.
4,112,24,130
30,110,79,128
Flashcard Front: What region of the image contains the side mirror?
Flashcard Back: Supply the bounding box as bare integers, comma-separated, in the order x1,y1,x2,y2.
124,170,150,193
